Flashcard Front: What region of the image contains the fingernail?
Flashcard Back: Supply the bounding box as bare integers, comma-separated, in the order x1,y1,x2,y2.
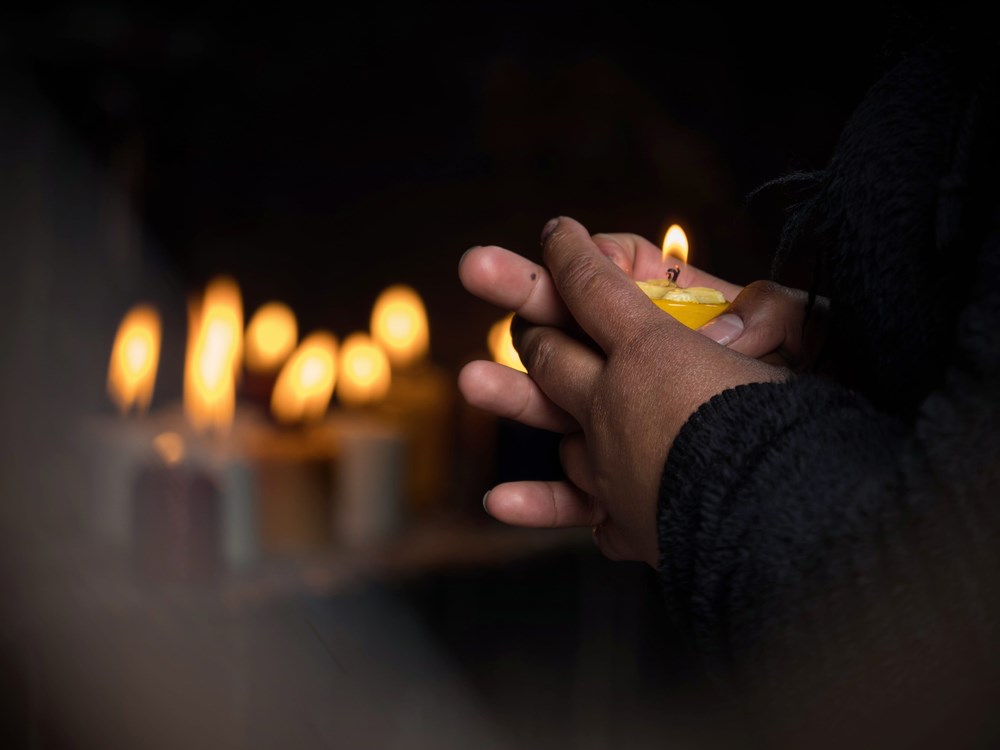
698,313,744,346
459,245,481,269
482,491,491,515
540,217,560,244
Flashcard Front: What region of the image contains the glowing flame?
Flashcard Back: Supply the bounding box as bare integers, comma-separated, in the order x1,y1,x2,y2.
371,284,429,368
271,331,338,424
661,224,689,265
337,332,391,407
488,313,526,373
246,301,298,373
107,304,161,414
184,276,243,434
153,432,186,466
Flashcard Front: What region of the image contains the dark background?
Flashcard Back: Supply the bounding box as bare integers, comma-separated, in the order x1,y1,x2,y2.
2,2,892,377
0,5,898,748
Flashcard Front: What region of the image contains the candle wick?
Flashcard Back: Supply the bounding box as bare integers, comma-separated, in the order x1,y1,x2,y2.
665,265,680,283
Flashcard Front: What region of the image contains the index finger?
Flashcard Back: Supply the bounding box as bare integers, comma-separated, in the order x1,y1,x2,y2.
458,245,571,326
542,216,678,354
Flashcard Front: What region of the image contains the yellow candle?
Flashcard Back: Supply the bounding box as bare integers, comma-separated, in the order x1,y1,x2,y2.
637,281,730,329
651,299,729,329
638,224,730,329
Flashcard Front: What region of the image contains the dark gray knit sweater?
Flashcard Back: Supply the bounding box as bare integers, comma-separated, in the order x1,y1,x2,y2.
657,10,1000,748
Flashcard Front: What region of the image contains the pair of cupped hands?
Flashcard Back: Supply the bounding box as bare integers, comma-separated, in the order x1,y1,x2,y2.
458,216,818,567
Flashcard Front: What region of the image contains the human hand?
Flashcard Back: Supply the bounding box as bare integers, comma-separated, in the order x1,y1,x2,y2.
460,229,742,334
458,217,788,566
461,228,822,369
582,231,829,370
458,230,746,435
699,281,829,370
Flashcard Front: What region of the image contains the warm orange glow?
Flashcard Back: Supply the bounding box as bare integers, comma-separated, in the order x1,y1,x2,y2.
337,332,391,406
246,301,298,373
271,331,338,424
370,284,429,368
153,432,186,466
184,276,243,434
488,313,526,373
107,304,161,414
662,224,689,265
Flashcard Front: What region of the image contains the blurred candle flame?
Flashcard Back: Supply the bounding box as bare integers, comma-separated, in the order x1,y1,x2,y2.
152,432,186,466
337,332,391,407
184,276,243,435
246,301,298,373
371,284,429,368
271,331,338,424
488,313,526,373
107,304,161,414
661,224,689,265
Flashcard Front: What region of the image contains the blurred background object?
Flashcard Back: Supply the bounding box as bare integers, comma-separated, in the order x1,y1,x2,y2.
0,3,889,748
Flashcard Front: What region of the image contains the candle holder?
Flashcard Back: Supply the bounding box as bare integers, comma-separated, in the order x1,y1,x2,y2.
327,408,406,548
636,278,729,329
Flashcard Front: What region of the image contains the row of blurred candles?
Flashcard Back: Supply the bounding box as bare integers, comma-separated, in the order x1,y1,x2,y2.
109,278,522,427
94,226,688,583
94,276,525,583
107,218,695,429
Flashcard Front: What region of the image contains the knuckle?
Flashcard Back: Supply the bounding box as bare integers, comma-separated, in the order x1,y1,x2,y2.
742,280,806,310
593,525,627,561
557,435,573,477
549,251,608,297
743,279,783,306
510,378,535,424
545,485,562,528
517,327,559,376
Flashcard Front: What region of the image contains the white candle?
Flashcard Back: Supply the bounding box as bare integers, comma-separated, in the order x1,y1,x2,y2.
233,411,336,557
329,411,405,548
92,277,261,571
135,403,261,571
382,361,455,515
131,428,222,583
83,412,163,547
331,332,406,546
84,400,261,572
89,302,164,546
371,285,456,516
209,408,261,569
252,330,340,556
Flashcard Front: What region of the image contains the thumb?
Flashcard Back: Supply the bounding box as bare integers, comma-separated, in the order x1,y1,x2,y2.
697,313,745,347
698,281,808,362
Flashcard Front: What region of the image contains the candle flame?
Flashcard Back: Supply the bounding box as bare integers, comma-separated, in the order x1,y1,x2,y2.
246,301,298,373
184,276,243,435
107,304,161,414
661,224,689,266
488,313,526,373
153,432,186,466
337,332,391,407
271,331,338,424
371,284,429,368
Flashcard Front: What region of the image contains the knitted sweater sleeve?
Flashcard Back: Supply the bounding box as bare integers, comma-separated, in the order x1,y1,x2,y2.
656,235,1000,742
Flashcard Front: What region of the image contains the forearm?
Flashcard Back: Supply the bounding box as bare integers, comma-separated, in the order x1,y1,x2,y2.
658,377,903,659
657,373,1000,740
